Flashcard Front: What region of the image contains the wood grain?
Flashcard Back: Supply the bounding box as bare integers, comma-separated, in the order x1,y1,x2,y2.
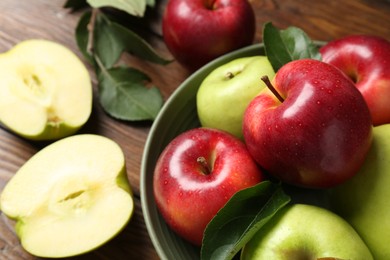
0,0,389,259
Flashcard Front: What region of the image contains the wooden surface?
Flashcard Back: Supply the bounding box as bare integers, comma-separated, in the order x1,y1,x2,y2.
0,0,390,259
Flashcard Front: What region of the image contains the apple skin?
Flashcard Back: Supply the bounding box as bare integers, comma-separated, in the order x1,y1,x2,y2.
197,56,275,139
328,124,390,260
243,59,373,188
320,35,390,126
162,0,255,71
241,203,373,260
153,127,264,246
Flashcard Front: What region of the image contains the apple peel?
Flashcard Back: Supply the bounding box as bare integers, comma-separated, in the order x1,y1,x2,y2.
0,134,134,258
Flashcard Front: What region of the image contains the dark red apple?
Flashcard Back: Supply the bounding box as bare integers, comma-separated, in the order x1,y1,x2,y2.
153,127,264,246
162,0,256,71
243,59,373,188
320,35,390,126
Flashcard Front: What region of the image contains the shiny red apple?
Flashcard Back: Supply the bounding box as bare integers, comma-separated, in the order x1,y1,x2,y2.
153,127,264,246
162,0,256,71
243,59,373,189
320,35,390,125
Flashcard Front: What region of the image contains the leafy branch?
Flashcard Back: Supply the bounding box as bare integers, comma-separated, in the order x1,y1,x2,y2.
64,0,172,121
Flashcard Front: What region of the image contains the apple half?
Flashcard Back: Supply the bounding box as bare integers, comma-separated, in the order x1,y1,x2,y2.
0,39,92,140
0,134,134,258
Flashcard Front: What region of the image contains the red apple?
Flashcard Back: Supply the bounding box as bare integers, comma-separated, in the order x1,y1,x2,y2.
243,59,373,189
320,35,390,126
162,0,256,71
153,127,264,246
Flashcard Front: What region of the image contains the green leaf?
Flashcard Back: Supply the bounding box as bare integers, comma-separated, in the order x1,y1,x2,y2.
263,22,321,72
87,0,147,17
93,12,171,68
94,13,125,68
201,181,291,260
110,21,172,65
98,66,163,121
75,11,94,64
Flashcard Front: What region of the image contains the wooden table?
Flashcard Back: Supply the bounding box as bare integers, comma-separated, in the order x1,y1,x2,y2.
0,0,389,259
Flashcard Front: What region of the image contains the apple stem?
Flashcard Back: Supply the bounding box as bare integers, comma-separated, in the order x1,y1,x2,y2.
225,72,235,79
204,0,217,10
197,156,211,175
261,75,284,103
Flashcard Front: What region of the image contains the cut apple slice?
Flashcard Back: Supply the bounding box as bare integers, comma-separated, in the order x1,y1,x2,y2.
0,134,134,258
0,39,92,140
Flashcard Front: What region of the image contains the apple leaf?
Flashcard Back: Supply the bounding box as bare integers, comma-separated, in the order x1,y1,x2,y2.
109,21,172,66
263,22,321,72
75,11,94,64
75,9,170,121
93,12,171,68
94,13,124,68
201,181,291,260
87,0,147,17
98,66,163,121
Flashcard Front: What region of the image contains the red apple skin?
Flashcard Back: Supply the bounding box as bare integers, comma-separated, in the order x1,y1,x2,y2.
320,35,390,126
243,59,373,189
153,127,264,246
162,0,255,71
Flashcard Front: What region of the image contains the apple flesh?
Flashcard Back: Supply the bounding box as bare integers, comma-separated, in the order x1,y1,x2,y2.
243,59,373,188
329,124,390,260
0,134,134,258
0,39,92,140
162,0,256,71
197,56,275,139
241,203,373,260
153,127,264,246
320,35,390,126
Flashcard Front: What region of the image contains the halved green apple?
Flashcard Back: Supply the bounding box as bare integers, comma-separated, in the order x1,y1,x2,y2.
0,39,92,140
0,134,134,258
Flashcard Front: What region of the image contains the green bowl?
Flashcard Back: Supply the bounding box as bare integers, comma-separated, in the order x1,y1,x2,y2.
140,44,266,260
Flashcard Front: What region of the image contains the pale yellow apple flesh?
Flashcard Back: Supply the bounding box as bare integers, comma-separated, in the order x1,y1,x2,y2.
0,39,92,140
0,134,134,258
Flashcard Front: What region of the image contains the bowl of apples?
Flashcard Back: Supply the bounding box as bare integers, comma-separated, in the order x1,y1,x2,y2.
141,23,390,260
140,43,266,259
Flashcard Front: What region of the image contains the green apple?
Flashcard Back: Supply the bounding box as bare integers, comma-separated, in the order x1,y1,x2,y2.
0,39,92,140
329,124,390,260
196,56,275,139
0,134,134,258
241,203,373,260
